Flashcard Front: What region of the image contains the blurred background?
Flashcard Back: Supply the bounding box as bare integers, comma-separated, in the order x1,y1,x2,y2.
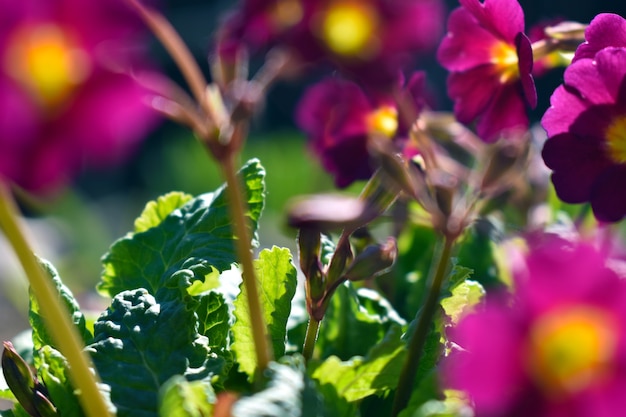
2,0,626,347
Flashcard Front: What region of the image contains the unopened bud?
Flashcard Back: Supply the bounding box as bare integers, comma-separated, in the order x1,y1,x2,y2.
297,229,321,277
287,194,368,231
480,138,529,197
326,239,354,284
2,341,39,416
343,238,397,282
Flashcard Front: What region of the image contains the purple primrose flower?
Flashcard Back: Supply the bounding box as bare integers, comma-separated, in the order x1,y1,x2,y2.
296,74,426,188
445,236,626,417
437,0,536,142
542,14,626,223
218,0,445,87
0,0,157,194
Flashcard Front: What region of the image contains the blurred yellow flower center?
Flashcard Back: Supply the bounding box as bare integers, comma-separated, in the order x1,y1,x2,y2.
4,23,91,109
270,0,304,31
605,116,626,164
320,2,379,58
528,306,617,397
491,41,519,83
367,105,398,138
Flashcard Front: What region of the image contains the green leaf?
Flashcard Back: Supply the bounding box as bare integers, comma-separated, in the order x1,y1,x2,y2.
315,283,404,360
158,375,215,417
440,280,485,325
0,405,31,417
87,289,224,417
194,291,233,385
455,218,503,289
37,346,85,417
0,389,15,402
310,325,406,403
393,220,439,319
98,159,265,298
232,361,324,417
29,260,91,356
134,192,193,233
231,247,298,379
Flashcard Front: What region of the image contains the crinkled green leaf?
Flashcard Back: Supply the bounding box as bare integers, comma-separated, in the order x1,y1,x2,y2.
29,260,91,356
232,361,324,417
311,325,406,403
134,192,193,233
441,280,485,325
231,247,298,379
158,375,215,417
37,346,84,417
87,289,224,417
194,291,233,384
98,159,265,298
196,291,231,353
315,283,404,360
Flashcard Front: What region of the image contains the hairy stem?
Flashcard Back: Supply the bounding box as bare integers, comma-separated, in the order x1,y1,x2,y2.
0,183,111,417
219,154,273,373
302,317,321,362
391,235,455,417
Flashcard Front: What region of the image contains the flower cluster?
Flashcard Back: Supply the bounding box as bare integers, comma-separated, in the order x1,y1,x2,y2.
0,0,156,193
445,236,626,417
542,14,626,222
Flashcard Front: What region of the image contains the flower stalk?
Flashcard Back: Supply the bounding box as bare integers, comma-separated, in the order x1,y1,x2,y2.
0,182,111,417
391,234,455,417
302,317,321,362
219,154,274,373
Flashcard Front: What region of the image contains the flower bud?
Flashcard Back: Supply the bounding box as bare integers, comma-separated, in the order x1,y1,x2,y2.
2,341,40,416
342,238,397,282
479,138,529,197
326,239,354,285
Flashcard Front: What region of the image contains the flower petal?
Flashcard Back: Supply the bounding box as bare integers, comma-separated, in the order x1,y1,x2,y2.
437,7,499,71
590,165,626,222
574,13,626,61
459,0,524,42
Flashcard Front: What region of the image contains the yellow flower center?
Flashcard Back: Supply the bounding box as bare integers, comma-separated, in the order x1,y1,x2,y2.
319,2,379,58
3,23,91,109
605,115,626,164
269,0,304,31
491,41,519,83
527,305,617,398
367,105,398,138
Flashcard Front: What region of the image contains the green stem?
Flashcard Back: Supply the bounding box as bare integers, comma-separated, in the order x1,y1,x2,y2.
302,317,321,362
219,154,273,373
0,183,111,417
391,235,455,417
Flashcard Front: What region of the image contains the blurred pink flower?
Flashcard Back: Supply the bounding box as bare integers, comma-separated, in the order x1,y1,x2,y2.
444,235,626,417
296,74,426,188
217,0,445,87
0,0,157,193
437,0,536,142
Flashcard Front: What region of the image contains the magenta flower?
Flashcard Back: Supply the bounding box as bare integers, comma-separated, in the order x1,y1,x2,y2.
541,44,626,222
444,236,626,417
296,74,425,188
0,0,157,193
437,0,536,142
218,0,445,87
